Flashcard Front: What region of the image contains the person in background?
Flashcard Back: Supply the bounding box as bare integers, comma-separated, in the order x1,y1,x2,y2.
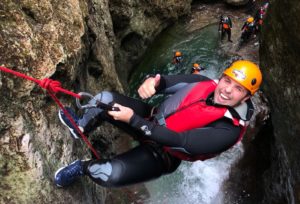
254,2,269,33
191,63,206,74
54,60,262,189
219,15,233,42
241,17,256,42
172,51,183,64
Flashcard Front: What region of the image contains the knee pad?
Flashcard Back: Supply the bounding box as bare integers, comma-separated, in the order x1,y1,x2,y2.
87,160,124,187
88,161,113,182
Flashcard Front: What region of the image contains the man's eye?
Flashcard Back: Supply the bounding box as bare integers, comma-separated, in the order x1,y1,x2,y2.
225,78,230,83
236,87,243,92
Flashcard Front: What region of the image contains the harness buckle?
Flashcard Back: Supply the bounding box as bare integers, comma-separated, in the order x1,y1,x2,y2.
154,112,166,126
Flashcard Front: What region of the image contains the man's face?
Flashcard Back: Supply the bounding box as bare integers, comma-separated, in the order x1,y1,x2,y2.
214,75,250,107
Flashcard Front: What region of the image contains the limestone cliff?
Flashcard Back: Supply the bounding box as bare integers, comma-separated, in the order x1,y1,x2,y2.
0,0,191,203
222,1,300,203
260,0,300,203
109,0,192,86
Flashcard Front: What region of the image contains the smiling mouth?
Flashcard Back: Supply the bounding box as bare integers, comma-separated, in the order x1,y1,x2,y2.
220,93,230,100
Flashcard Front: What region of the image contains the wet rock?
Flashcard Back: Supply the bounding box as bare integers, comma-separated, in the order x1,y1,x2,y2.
109,0,192,87
0,0,192,203
260,0,300,203
225,0,250,6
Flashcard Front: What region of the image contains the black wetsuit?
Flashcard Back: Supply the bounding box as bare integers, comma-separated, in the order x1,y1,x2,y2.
241,22,256,41
219,16,232,42
173,56,183,64
80,74,251,187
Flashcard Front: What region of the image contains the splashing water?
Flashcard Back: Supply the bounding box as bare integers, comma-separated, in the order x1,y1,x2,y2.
144,143,244,204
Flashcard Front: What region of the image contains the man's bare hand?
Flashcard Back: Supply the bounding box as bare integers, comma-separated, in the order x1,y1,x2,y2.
108,103,134,123
138,74,161,99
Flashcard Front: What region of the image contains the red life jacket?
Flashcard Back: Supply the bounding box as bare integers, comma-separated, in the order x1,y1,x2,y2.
222,17,231,29
163,80,247,161
223,23,229,29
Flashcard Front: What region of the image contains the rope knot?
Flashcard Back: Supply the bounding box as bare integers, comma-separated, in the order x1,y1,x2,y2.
39,78,61,93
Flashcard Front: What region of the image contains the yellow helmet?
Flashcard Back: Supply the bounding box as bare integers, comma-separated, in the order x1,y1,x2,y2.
175,51,182,57
193,63,199,68
223,60,262,95
247,17,254,23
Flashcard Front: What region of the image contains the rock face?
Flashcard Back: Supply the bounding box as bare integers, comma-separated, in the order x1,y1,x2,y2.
109,0,192,86
260,0,300,203
223,1,300,204
0,1,118,203
0,0,191,203
224,0,249,6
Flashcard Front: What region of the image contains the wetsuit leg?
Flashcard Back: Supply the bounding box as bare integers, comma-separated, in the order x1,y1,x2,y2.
83,143,181,187
221,28,225,40
227,29,232,41
78,91,153,135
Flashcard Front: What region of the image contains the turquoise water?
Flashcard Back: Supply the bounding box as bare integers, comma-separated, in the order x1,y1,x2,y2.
128,22,242,204
129,23,235,101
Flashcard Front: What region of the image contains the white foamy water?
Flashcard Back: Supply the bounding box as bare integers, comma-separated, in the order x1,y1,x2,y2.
145,143,244,204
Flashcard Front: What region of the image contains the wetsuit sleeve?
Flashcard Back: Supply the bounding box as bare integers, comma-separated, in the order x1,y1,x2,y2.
156,74,211,94
129,114,241,155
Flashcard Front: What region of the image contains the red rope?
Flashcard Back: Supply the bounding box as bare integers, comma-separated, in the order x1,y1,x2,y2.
49,91,100,159
0,66,100,159
0,66,81,98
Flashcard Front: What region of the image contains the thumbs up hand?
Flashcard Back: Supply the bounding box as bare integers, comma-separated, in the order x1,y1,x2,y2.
138,74,161,99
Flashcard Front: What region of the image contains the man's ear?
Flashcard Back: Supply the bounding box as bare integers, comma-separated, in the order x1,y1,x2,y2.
241,94,251,103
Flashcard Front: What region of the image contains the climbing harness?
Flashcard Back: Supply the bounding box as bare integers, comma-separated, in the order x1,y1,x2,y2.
0,66,101,159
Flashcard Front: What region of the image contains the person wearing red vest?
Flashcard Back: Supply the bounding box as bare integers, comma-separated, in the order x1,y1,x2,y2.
254,2,269,33
219,15,233,42
54,60,262,188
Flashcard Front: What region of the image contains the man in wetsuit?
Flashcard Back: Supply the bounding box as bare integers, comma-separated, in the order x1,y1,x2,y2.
54,60,262,188
241,17,256,42
172,51,183,65
254,2,269,33
191,63,206,74
219,15,233,42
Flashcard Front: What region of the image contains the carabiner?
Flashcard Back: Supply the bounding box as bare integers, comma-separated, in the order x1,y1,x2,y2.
76,92,97,109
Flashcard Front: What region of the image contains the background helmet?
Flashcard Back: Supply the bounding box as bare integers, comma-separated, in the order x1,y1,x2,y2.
193,63,200,68
175,51,182,57
223,60,262,95
247,17,254,23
